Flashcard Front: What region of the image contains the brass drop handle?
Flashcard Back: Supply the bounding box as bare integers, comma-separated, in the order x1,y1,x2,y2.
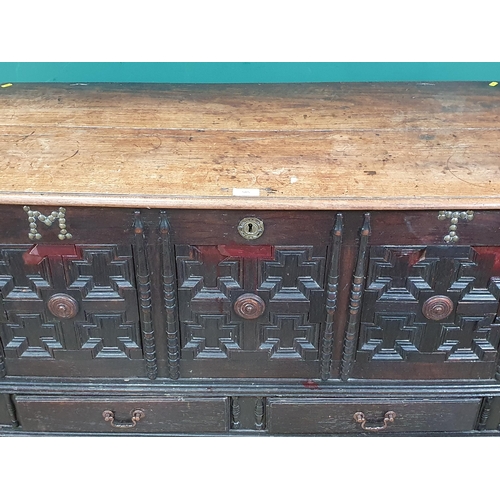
353,411,396,432
102,409,145,428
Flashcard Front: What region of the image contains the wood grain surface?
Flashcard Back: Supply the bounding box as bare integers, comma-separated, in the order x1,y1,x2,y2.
1,82,499,209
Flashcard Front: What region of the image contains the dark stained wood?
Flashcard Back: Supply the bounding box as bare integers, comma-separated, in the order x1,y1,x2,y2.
0,394,17,426
0,242,150,377
320,214,343,380
230,396,241,429
266,398,482,434
160,212,181,380
14,395,229,433
341,214,371,380
176,243,327,378
351,244,500,380
478,397,493,430
0,340,5,378
133,212,157,380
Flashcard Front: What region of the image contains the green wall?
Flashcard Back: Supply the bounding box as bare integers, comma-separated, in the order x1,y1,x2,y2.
0,63,499,83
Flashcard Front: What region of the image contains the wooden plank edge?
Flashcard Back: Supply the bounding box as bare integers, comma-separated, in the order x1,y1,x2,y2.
1,192,499,210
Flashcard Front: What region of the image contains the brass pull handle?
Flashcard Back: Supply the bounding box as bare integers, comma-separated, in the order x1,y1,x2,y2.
102,409,145,429
353,411,396,432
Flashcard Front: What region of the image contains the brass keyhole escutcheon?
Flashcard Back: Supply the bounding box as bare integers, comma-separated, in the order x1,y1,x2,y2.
237,217,264,240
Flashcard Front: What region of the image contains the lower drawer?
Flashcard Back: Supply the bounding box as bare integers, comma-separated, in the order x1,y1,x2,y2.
267,398,482,434
14,396,229,433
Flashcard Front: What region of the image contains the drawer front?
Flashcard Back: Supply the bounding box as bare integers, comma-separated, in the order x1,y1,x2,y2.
14,396,229,433
267,398,482,434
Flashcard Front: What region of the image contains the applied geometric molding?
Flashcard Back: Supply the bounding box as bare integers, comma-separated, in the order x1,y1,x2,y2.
359,246,500,362
259,247,324,301
67,246,135,299
2,313,64,358
259,313,318,360
0,246,51,301
182,313,242,359
76,313,142,359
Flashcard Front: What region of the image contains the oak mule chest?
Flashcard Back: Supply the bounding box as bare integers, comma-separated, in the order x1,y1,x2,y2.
1,82,500,435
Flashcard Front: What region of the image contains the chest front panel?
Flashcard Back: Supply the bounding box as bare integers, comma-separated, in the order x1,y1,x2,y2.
0,243,148,377
175,244,327,377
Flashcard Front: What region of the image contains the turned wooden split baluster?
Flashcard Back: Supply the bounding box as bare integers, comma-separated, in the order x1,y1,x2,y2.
133,212,158,380
160,212,181,380
320,213,343,381
341,214,371,381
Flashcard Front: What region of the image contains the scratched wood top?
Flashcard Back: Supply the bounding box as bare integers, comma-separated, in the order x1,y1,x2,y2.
0,82,499,209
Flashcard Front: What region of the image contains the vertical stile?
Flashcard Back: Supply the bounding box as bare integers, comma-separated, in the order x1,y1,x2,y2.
340,214,371,381
320,213,343,381
160,211,181,380
133,211,158,380
3,394,19,427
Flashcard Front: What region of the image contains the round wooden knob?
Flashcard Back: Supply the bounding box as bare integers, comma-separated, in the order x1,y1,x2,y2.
47,293,79,319
422,295,453,321
234,293,266,319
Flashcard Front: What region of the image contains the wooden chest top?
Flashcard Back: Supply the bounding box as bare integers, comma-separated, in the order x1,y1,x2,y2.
0,82,498,209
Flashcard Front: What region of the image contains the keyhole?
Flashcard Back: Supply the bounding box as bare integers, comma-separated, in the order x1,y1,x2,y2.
237,217,264,240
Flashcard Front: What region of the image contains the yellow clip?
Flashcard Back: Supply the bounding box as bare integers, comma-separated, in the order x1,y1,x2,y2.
0,83,13,88
489,82,499,87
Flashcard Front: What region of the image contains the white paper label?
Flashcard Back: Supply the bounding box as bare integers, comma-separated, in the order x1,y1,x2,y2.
232,188,260,197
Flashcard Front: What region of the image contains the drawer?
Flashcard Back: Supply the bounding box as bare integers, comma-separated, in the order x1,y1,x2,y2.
14,396,229,433
267,398,482,434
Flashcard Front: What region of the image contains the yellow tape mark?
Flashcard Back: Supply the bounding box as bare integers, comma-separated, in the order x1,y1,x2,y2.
1,83,13,88
489,82,499,87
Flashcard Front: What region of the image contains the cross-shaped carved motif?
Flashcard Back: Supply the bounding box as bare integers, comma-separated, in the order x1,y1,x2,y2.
360,246,500,362
2,313,63,358
76,314,141,359
69,248,134,299
260,314,317,360
260,248,323,300
183,314,241,359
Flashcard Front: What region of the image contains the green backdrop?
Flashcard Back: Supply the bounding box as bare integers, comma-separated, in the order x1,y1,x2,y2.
0,63,499,83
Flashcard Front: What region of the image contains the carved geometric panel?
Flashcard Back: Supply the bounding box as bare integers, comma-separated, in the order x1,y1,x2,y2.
67,247,136,299
0,246,51,305
76,313,142,359
259,247,325,302
176,245,326,367
2,313,64,358
0,244,143,364
357,246,500,364
177,245,244,359
260,313,318,360
182,313,242,359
